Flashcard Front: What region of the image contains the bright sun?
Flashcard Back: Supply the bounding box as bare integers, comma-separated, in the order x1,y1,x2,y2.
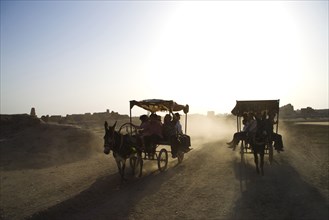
143,1,306,114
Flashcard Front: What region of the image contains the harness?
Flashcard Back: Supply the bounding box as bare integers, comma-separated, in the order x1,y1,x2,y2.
105,130,139,159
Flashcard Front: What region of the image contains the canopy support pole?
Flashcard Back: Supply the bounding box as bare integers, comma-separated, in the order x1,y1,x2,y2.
276,99,280,133
185,114,187,134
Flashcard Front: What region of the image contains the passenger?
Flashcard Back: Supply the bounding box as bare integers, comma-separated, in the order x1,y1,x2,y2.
156,114,162,123
163,114,179,158
264,112,284,152
247,112,258,135
255,111,266,132
173,113,183,134
162,114,176,140
139,114,149,130
173,113,191,153
227,112,257,149
141,113,163,155
227,113,249,149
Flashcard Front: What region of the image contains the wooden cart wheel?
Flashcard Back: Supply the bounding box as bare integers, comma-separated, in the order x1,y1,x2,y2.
157,148,168,172
118,122,138,135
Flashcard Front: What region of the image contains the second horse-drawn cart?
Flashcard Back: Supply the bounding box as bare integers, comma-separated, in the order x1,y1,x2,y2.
230,100,283,174
109,99,191,179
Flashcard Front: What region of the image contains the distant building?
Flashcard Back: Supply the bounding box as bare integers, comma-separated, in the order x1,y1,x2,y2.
316,109,329,117
280,104,296,118
48,115,63,123
30,107,36,117
300,107,316,118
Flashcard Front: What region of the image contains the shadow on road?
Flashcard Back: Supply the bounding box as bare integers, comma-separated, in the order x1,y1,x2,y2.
26,137,328,220
232,153,328,220
28,158,185,220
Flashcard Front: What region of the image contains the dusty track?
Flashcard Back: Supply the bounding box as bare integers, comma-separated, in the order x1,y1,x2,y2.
1,119,328,220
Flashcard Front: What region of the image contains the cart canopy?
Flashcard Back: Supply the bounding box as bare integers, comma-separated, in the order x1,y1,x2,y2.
231,100,280,117
130,99,189,114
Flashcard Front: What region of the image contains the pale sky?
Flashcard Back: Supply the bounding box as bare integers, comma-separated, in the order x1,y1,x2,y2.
1,1,328,116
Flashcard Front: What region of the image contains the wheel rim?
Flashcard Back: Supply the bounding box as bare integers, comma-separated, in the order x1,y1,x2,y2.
158,149,168,171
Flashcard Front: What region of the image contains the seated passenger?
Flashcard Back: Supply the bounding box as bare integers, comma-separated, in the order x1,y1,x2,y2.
163,114,180,158
173,113,191,153
135,114,149,150
264,112,284,152
163,114,176,140
227,113,257,149
140,113,163,155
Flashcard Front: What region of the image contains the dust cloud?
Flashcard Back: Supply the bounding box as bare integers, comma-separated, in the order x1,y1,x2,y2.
0,114,237,170
182,114,237,146
0,115,102,171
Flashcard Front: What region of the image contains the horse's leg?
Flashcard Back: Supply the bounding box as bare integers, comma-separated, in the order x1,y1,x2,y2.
254,151,260,174
118,159,128,183
260,151,265,176
116,159,122,176
121,160,126,182
115,159,126,182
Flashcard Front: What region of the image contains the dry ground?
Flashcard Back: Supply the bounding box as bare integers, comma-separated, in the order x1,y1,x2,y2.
0,115,328,220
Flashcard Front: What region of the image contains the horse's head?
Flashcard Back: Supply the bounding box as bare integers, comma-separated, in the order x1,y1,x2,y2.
103,121,117,154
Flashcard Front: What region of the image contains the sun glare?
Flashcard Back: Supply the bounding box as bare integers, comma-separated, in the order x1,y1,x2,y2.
144,1,305,113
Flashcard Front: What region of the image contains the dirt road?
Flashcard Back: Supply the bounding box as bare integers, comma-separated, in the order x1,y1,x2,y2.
1,120,328,220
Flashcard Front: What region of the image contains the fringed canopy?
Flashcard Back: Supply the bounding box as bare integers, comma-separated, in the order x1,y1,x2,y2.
130,99,189,114
231,100,280,117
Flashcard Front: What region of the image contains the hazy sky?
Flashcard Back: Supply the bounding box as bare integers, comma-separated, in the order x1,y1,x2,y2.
1,1,328,116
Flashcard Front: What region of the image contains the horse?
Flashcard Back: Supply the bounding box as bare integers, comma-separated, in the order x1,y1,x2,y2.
103,121,141,182
249,130,267,176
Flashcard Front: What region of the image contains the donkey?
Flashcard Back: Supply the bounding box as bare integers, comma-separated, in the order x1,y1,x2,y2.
250,130,267,176
103,121,140,182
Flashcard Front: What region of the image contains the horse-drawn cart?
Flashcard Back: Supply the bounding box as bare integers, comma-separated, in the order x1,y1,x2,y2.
230,100,282,175
129,99,190,167
103,99,191,181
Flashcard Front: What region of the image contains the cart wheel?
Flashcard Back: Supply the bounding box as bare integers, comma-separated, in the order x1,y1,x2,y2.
157,148,168,172
118,123,138,135
177,150,184,164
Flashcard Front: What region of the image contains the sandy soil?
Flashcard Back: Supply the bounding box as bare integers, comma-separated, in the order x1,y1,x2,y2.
0,116,328,220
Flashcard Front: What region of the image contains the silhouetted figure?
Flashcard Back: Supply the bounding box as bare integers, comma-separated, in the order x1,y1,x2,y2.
264,112,284,152
227,113,257,149
163,114,179,158
140,113,163,156
173,113,191,153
